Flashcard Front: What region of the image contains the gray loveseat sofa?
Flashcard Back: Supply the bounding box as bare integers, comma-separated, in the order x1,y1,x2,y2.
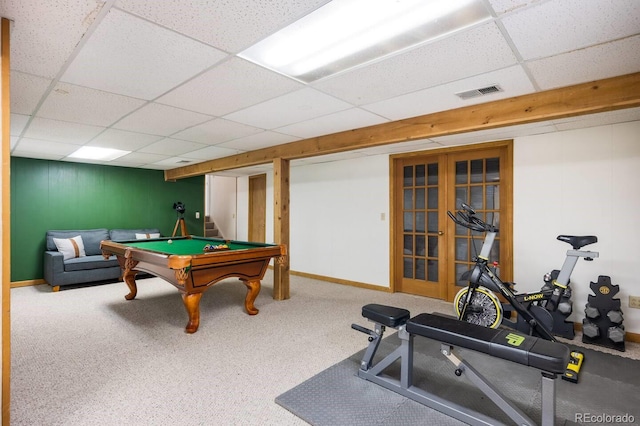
44,228,161,291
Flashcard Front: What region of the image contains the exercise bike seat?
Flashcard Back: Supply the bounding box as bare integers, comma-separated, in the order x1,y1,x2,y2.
557,235,597,250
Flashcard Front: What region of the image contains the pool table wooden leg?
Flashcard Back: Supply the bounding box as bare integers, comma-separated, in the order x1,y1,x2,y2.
122,269,138,301
242,279,260,315
182,292,202,334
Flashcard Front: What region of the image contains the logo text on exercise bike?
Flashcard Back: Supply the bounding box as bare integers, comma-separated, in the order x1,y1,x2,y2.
523,293,544,301
505,333,525,346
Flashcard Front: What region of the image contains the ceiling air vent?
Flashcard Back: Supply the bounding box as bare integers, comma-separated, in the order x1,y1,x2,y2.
455,84,503,100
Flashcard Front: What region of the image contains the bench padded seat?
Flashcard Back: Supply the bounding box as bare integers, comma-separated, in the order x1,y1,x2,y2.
407,313,569,374
362,304,410,328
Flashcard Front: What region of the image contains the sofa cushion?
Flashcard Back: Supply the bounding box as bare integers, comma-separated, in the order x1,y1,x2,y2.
53,235,86,260
64,255,119,272
47,229,109,256
110,228,161,241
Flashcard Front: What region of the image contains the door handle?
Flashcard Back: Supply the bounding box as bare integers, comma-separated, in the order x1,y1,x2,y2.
438,231,444,236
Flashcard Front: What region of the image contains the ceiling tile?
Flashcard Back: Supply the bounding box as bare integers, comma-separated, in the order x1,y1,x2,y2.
139,138,208,156
152,157,206,168
106,159,146,168
11,137,79,158
313,22,518,105
502,0,640,60
0,0,104,77
115,152,171,166
10,72,51,115
292,151,369,166
487,0,540,16
359,139,438,156
22,117,105,145
10,151,67,161
362,65,535,121
88,129,164,151
553,107,640,131
10,114,29,136
172,118,263,145
113,103,214,136
115,0,330,53
432,122,558,145
224,88,352,129
141,163,175,170
156,58,303,116
4,0,639,171
181,145,244,161
528,36,640,90
276,108,388,139
60,9,227,100
37,82,147,127
216,132,299,151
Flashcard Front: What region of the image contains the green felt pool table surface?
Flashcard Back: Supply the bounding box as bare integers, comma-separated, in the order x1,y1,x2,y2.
121,236,277,256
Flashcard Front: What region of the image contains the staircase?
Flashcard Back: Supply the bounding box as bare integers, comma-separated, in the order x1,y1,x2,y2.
204,216,222,238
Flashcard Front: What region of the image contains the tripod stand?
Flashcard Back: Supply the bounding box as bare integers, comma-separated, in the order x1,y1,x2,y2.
172,217,188,237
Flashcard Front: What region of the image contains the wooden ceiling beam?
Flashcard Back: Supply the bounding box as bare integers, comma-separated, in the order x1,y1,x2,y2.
165,71,640,181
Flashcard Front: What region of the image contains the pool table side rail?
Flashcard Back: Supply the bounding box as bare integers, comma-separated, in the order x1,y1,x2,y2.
101,240,285,265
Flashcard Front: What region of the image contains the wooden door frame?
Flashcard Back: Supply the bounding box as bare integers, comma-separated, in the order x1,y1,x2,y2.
389,140,513,300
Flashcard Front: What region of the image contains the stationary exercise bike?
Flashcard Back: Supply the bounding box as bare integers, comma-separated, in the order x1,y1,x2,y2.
448,203,599,381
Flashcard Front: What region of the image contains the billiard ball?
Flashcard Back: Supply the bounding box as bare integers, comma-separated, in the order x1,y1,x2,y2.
168,239,173,244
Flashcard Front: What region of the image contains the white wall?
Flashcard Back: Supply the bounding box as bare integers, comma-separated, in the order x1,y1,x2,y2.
513,120,640,329
288,155,390,285
236,120,640,333
207,175,238,239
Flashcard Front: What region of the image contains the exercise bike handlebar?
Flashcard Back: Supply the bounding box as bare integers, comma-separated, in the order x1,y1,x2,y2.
447,203,498,233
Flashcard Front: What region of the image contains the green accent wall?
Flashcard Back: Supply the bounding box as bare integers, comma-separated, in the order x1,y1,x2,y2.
10,157,205,282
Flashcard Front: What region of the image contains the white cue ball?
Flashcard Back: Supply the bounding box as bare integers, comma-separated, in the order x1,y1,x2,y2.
167,239,173,244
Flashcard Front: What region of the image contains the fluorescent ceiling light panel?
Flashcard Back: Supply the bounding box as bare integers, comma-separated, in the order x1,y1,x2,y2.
240,0,491,83
68,146,131,161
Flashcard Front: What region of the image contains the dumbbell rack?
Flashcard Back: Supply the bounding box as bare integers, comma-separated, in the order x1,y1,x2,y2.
582,275,625,352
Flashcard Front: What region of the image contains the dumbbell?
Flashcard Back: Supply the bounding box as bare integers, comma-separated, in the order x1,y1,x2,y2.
606,310,624,325
582,321,600,338
558,301,572,315
608,325,625,343
584,304,600,319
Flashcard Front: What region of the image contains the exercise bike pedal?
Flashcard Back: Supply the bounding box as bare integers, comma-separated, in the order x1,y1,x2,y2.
562,350,585,383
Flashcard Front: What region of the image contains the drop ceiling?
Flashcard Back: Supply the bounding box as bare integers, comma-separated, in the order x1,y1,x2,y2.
3,0,640,175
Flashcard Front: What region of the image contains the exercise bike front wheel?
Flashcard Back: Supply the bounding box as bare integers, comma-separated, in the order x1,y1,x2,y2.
454,286,503,329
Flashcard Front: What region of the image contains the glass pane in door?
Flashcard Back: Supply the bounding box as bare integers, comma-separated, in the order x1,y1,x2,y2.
453,157,501,284
401,161,439,282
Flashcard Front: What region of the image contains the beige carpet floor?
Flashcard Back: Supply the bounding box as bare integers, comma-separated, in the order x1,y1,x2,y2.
10,274,640,425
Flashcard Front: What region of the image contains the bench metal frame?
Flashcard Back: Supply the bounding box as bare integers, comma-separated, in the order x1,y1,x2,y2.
357,321,557,426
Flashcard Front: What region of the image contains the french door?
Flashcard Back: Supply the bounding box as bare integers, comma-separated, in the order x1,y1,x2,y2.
392,142,512,301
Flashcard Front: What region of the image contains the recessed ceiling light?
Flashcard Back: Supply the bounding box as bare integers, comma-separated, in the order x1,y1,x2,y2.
68,146,131,161
239,0,491,83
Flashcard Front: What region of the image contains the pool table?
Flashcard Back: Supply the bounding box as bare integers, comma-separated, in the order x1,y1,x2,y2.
100,236,287,333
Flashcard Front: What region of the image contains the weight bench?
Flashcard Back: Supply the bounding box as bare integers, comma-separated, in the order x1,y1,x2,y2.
352,304,570,426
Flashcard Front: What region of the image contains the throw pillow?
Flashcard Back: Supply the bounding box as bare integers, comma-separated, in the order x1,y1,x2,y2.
135,233,160,239
53,235,86,260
